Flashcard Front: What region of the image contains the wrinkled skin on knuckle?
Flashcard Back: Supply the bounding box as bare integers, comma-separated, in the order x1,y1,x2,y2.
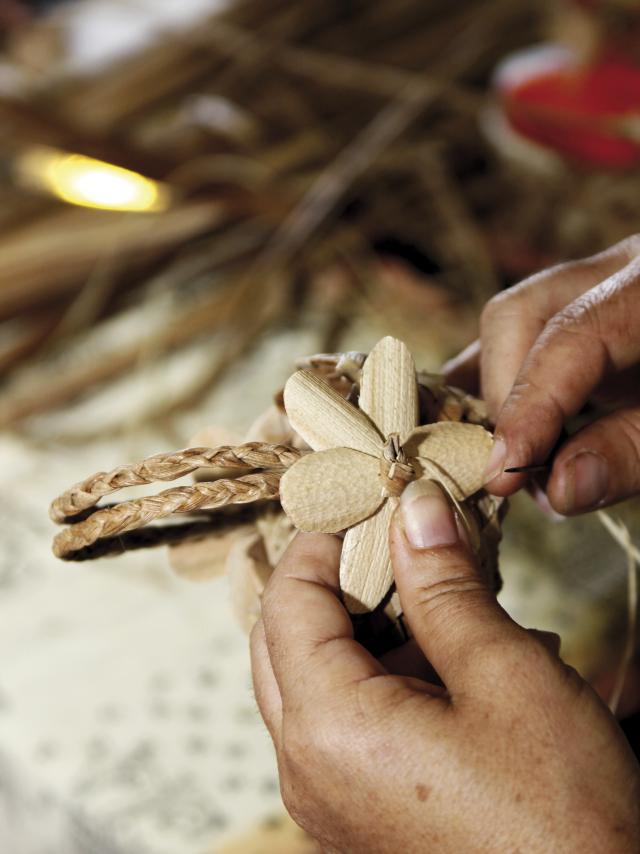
460,633,542,692
603,273,640,364
480,287,528,333
546,294,601,339
503,375,564,434
412,578,489,625
479,291,504,328
536,288,614,371
573,267,640,355
618,232,640,259
543,274,640,381
408,561,489,626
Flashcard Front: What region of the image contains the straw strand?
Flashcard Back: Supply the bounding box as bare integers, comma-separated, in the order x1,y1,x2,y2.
52,472,282,559
50,442,303,522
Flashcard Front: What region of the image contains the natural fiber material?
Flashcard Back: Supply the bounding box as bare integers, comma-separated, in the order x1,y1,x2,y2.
598,511,639,714
404,422,493,500
281,337,493,612
297,351,491,427
360,336,418,443
341,499,397,615
50,339,503,630
52,472,282,559
50,442,302,522
280,448,383,533
4,0,639,440
284,370,383,455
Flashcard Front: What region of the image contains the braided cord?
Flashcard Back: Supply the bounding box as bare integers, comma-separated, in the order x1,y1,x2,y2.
50,443,303,522
53,472,282,559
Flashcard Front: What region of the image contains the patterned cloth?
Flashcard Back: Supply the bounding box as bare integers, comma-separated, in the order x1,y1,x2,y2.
0,435,284,854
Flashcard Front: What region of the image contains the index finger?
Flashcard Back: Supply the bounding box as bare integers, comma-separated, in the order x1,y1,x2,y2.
260,532,385,708
487,256,640,495
479,240,634,423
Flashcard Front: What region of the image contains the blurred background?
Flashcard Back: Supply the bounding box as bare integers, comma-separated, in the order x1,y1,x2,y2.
0,0,639,851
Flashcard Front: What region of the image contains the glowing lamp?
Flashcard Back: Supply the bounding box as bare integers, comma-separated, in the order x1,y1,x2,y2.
14,146,171,212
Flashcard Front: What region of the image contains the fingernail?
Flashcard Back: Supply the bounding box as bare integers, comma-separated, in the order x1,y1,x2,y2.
562,451,609,511
530,484,565,522
400,480,459,550
483,436,507,482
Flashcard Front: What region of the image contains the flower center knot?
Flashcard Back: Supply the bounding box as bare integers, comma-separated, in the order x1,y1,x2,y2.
380,433,414,498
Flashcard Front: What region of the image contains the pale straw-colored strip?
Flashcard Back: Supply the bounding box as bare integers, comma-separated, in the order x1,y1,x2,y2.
50,443,303,523
598,511,639,715
53,472,282,559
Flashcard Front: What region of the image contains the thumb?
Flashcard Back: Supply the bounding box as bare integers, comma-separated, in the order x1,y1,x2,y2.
546,405,640,514
389,480,525,693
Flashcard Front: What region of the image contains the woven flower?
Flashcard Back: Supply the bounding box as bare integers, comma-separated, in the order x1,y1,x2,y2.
280,336,493,613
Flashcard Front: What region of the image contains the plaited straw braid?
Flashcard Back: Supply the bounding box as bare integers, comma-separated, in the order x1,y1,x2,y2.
52,472,282,559
50,443,304,523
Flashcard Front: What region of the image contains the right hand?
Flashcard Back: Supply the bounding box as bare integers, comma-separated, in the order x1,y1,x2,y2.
444,234,640,515
252,485,640,853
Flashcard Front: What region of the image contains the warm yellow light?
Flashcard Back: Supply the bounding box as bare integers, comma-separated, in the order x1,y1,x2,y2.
14,146,171,212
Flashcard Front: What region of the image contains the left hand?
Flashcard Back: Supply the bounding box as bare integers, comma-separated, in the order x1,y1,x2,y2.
443,236,640,513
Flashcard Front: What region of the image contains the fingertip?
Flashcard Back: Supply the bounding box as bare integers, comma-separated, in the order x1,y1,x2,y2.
547,449,610,515
528,483,567,521
545,468,572,516
483,470,528,497
482,435,507,484
389,489,475,590
276,531,342,588
287,530,343,559
482,431,548,497
397,480,459,551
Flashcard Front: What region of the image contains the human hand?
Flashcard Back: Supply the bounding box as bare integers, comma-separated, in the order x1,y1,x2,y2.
251,482,640,853
444,235,640,514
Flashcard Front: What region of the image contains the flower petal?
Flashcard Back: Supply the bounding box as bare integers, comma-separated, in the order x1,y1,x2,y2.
283,370,382,453
404,422,493,500
340,498,396,613
280,448,383,533
359,336,418,442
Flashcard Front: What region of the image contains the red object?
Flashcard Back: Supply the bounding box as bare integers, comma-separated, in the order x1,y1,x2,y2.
495,44,640,169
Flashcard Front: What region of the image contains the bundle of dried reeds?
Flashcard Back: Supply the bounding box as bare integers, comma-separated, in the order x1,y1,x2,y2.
1,0,639,433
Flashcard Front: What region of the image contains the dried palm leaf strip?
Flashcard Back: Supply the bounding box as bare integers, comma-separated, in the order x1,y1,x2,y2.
202,21,475,107
597,511,640,715
52,472,282,560
0,269,244,428
50,443,303,523
0,202,222,320
0,96,174,179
